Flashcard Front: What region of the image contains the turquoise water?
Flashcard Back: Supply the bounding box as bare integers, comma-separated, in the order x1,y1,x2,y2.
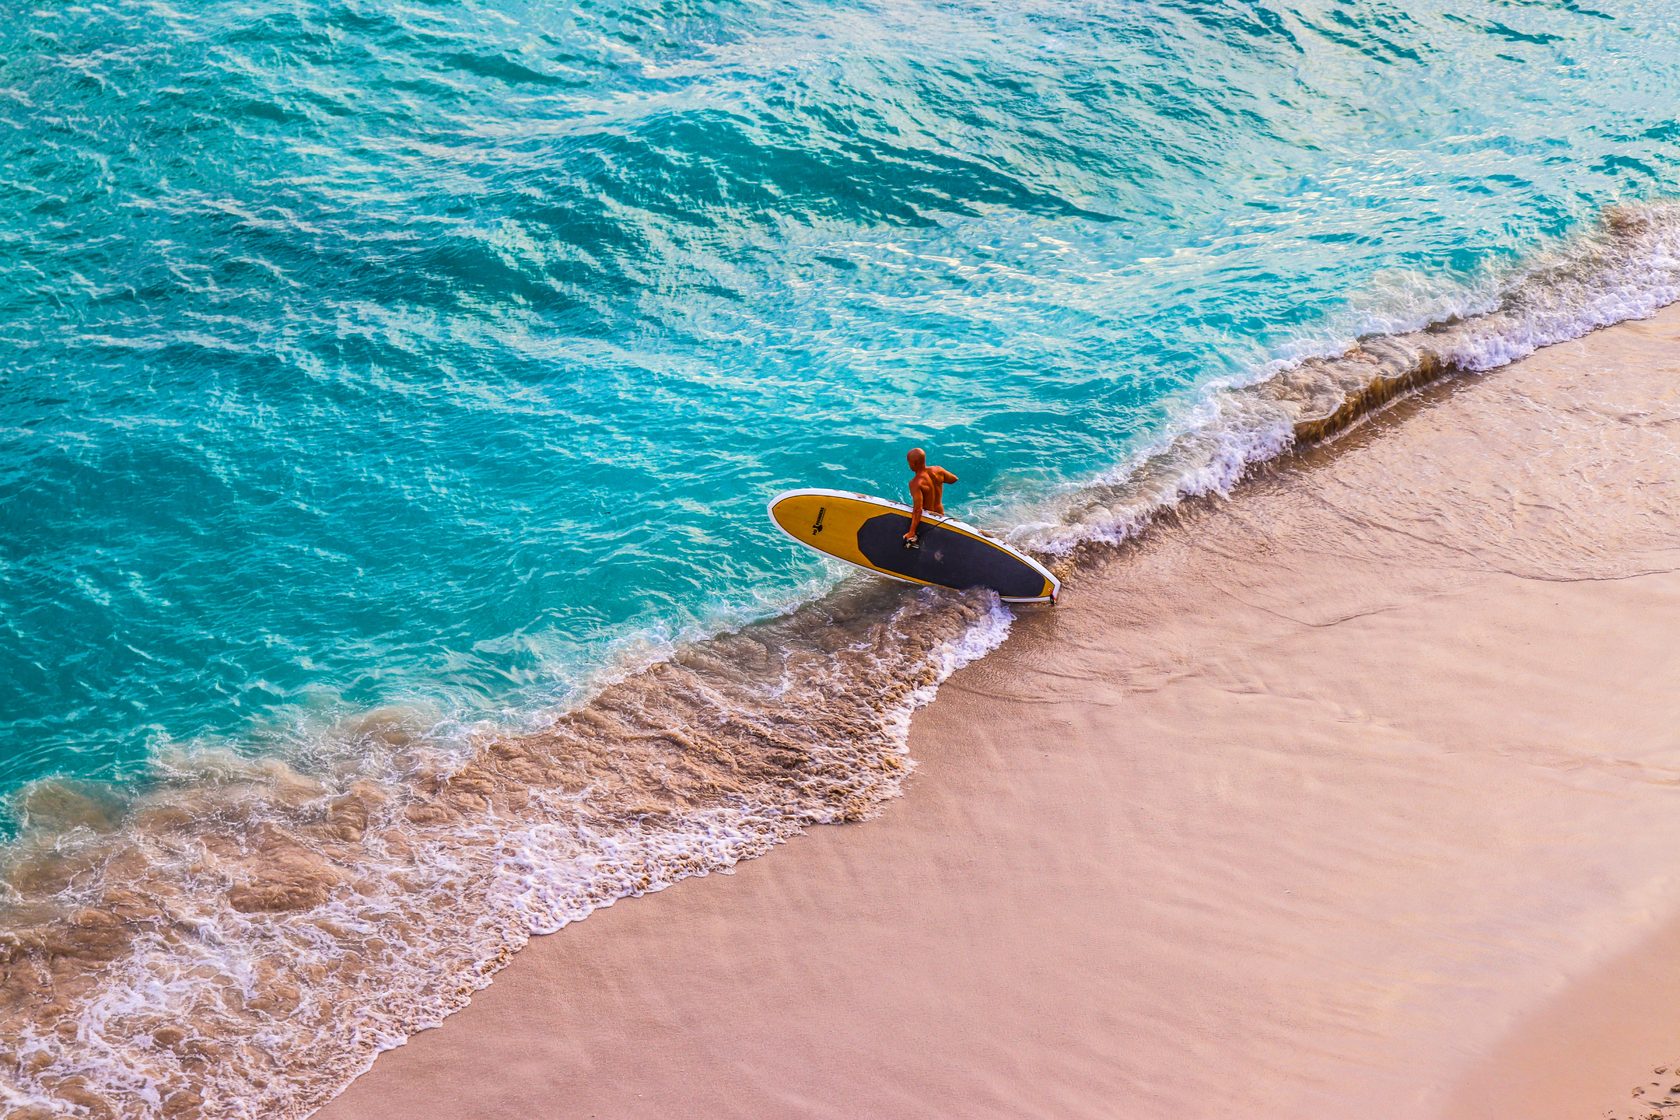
10,3,1680,1116
3,1,1678,796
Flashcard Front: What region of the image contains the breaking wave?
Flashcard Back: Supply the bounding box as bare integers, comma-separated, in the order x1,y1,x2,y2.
1022,201,1680,553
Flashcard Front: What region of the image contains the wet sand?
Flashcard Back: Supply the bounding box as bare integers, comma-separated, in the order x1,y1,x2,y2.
318,304,1680,1120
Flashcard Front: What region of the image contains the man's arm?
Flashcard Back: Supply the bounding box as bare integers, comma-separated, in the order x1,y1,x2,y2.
906,485,924,539
938,467,958,484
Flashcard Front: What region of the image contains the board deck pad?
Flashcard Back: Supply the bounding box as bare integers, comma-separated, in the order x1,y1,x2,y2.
768,488,1059,603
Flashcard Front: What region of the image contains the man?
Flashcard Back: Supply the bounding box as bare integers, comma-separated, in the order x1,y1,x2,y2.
902,447,958,547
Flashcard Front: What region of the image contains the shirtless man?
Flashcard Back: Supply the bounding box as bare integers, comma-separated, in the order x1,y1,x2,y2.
903,447,958,547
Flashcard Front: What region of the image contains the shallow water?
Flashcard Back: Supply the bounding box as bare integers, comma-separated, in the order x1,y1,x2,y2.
3,1,1680,1116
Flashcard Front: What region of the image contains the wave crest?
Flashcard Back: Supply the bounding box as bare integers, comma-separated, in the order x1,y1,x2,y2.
1026,201,1680,553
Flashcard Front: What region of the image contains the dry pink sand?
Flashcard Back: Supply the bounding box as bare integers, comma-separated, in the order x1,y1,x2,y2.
318,305,1680,1120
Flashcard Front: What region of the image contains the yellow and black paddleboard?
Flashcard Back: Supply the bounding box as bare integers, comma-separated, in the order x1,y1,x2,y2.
768,488,1059,604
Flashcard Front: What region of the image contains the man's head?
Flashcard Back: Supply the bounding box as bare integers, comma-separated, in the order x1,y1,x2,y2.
907,447,926,471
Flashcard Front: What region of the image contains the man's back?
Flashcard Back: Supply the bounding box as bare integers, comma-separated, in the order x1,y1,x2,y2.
903,446,958,544
910,466,955,515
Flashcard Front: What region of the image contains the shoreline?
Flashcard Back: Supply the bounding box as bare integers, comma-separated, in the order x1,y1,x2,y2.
317,303,1680,1119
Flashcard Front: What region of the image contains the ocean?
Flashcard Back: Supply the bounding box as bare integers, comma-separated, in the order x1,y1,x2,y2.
3,1,1679,1115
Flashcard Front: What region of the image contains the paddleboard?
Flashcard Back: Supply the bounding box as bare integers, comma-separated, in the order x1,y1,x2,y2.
767,488,1059,604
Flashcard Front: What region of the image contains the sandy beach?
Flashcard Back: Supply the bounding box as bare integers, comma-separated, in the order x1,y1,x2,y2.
316,305,1680,1119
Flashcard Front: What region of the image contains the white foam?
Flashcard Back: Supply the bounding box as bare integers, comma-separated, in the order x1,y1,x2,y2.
1020,201,1680,558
